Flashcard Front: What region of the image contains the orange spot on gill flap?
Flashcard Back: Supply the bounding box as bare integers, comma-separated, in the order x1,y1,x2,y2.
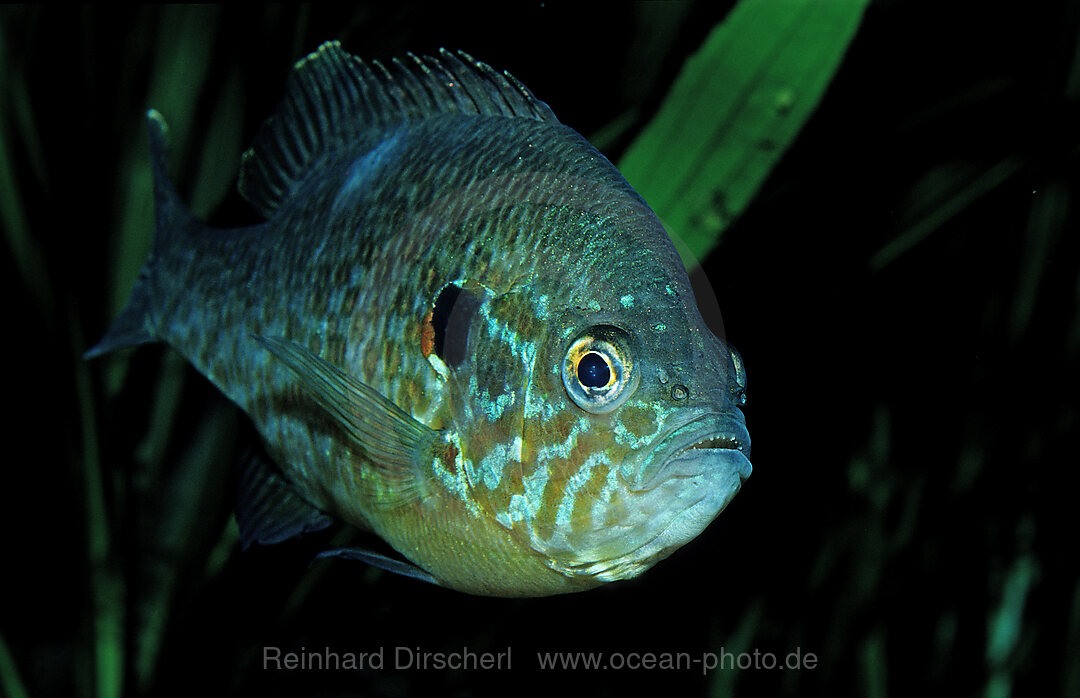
421,309,435,358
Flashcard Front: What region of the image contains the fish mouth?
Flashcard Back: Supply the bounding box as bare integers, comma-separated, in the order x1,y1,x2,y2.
684,435,744,451
632,412,752,492
552,412,752,582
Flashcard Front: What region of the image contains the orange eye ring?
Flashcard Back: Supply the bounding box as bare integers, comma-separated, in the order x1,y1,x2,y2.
562,326,638,414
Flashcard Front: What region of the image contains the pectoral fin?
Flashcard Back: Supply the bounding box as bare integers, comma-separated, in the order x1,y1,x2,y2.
254,335,438,507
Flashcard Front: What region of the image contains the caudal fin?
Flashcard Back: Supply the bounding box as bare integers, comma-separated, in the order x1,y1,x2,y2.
82,270,156,359
84,110,192,359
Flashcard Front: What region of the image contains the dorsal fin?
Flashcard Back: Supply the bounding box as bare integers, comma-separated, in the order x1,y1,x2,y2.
238,41,558,219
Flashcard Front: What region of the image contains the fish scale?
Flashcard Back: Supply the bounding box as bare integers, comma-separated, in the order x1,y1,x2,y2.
87,42,751,596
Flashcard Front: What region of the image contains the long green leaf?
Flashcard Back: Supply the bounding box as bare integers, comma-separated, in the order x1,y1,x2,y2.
0,19,54,323
0,628,30,698
619,0,870,268
74,324,124,698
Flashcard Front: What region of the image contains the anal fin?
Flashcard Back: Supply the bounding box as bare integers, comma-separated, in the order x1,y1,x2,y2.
235,448,334,549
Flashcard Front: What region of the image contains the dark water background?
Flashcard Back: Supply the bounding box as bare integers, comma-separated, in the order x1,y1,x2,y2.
2,3,1078,696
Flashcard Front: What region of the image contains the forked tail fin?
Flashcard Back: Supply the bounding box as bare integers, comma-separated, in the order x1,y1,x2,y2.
84,110,194,359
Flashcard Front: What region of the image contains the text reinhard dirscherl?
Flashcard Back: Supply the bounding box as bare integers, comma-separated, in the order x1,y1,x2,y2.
263,646,512,671
262,646,820,674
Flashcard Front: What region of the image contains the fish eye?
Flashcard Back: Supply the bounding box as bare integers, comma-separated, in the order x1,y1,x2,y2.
562,325,638,414
577,352,611,388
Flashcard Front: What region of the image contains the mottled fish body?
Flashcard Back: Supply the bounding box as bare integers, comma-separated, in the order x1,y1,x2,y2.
89,42,751,596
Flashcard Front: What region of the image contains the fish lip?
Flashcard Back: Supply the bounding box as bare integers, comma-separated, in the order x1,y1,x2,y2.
631,412,751,491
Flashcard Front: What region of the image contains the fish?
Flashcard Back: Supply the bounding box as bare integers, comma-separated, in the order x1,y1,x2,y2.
87,41,751,597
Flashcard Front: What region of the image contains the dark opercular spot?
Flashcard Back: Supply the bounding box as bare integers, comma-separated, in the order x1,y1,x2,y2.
432,284,481,369
578,352,610,388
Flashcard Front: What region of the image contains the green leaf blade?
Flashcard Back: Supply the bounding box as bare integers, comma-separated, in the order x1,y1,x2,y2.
619,0,871,268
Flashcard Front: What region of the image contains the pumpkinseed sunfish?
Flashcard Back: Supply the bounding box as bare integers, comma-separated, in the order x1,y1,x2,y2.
87,41,751,597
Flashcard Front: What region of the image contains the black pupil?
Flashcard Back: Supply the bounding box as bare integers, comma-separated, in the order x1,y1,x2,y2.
577,352,610,388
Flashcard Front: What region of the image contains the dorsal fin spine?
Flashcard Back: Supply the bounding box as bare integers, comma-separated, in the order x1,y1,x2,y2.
238,41,559,220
